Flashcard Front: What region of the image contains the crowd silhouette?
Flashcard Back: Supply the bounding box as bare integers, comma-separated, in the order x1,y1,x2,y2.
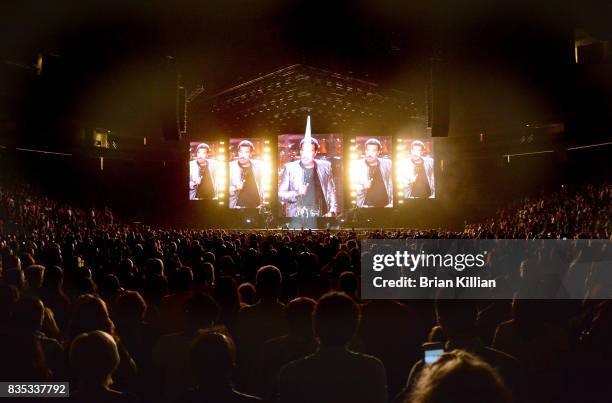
0,181,610,402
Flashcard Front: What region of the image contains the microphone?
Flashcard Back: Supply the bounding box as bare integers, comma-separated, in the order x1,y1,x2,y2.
368,164,377,185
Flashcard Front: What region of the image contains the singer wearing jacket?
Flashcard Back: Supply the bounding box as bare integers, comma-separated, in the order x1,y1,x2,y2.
229,140,265,208
354,138,393,208
189,143,219,200
278,137,338,217
404,140,435,199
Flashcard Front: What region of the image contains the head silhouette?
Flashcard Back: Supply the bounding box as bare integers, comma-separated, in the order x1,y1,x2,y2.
184,292,219,332
24,265,45,292
338,271,357,297
190,330,236,386
41,265,64,291
11,296,45,332
435,298,478,339
68,294,115,341
3,268,25,290
286,297,316,338
313,292,359,346
238,282,256,305
70,331,119,388
115,291,147,324
255,265,282,301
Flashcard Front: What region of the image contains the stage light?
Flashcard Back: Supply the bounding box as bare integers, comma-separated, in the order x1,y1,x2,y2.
215,142,228,203
257,142,274,205
395,138,411,202
347,137,367,206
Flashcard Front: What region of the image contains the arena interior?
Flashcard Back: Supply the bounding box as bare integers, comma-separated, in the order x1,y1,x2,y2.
0,2,611,402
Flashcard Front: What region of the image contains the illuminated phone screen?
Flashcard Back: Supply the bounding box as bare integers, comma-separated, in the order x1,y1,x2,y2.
424,348,444,365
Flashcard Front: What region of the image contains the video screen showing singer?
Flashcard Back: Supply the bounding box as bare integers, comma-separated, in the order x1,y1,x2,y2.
229,139,265,208
278,136,340,218
189,143,219,201
404,140,435,199
354,137,393,208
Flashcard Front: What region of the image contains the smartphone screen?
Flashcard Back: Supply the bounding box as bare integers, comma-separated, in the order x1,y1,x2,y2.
424,348,445,365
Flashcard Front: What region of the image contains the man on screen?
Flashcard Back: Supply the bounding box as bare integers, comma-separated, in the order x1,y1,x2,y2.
278,137,338,217
355,138,393,208
189,143,218,200
404,140,435,199
229,140,264,208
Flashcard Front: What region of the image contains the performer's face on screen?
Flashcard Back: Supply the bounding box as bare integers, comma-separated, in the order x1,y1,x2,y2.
411,145,424,161
237,146,252,165
300,143,317,167
196,147,209,162
365,144,381,164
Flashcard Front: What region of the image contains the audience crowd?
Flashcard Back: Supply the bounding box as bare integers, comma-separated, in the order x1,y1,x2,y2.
0,181,610,403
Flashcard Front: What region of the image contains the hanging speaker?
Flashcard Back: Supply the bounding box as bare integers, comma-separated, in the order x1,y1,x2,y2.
427,58,450,137
161,56,181,141
178,86,186,135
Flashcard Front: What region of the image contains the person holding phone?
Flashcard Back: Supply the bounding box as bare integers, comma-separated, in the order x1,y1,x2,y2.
410,350,511,403
422,342,445,366
392,299,521,403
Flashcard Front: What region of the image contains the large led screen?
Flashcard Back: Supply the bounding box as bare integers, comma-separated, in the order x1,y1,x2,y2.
396,138,435,200
277,134,343,218
228,138,273,208
189,141,226,201
349,136,394,208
